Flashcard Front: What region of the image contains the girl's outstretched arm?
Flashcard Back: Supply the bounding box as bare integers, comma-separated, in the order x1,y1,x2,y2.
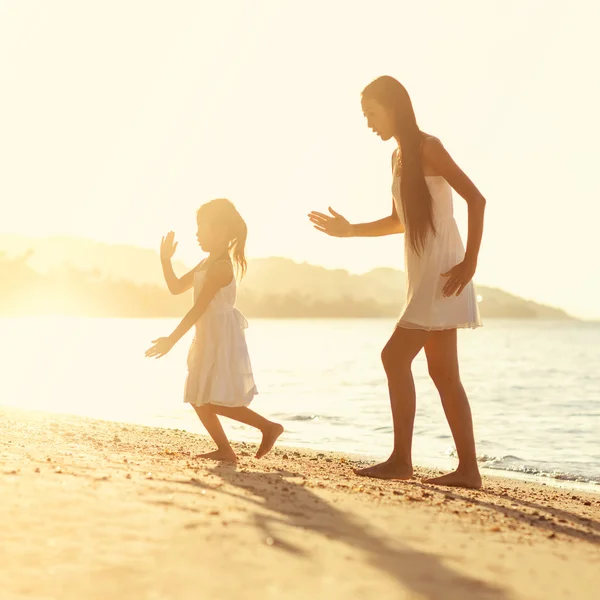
146,261,232,358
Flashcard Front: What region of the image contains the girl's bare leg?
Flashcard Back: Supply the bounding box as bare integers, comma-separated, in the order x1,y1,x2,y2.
354,327,430,480
423,329,482,489
192,405,237,462
212,406,284,459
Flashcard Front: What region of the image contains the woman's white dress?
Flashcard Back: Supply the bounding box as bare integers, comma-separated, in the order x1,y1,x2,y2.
184,270,257,407
391,152,482,331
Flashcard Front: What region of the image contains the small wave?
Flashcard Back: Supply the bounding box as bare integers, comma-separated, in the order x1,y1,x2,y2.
440,448,600,485
484,463,600,485
281,414,345,423
478,454,523,463
477,455,600,485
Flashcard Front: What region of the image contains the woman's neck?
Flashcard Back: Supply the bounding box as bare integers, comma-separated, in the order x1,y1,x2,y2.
395,129,427,149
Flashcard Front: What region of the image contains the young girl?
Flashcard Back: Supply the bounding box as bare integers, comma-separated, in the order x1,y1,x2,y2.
309,76,486,489
146,198,283,462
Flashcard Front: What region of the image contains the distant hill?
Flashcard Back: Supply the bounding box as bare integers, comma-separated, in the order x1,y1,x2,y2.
238,258,571,320
0,234,189,285
0,235,573,320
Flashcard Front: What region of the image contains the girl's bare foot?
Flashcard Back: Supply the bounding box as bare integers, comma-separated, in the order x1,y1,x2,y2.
194,449,237,463
255,423,284,459
353,460,413,480
424,468,482,489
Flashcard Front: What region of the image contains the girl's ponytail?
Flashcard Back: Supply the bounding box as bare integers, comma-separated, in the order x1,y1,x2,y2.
230,215,247,279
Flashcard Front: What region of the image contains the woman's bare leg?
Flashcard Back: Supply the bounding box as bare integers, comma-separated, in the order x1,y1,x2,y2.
192,404,237,462
423,329,482,489
354,326,430,480
212,406,284,459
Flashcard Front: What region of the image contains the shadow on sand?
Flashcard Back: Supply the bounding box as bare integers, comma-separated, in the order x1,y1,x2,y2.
160,464,511,600
412,481,599,545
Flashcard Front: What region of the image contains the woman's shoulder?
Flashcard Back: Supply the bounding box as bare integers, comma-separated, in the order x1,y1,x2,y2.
419,134,448,175
420,132,443,149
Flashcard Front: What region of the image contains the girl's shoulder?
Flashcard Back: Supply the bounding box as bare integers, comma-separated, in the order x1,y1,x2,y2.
205,258,234,289
196,256,231,271
195,258,208,272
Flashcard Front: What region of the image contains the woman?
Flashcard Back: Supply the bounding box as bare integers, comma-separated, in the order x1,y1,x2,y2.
309,76,486,489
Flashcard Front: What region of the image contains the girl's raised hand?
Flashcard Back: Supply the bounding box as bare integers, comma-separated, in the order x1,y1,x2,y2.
160,231,178,260
308,207,351,237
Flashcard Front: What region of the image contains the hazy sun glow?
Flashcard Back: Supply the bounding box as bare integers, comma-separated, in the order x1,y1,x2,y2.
1,1,599,318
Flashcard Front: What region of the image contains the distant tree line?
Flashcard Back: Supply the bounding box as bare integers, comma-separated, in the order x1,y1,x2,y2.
0,253,571,320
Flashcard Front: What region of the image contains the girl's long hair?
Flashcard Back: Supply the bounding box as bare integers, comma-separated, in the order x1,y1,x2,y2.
197,198,248,278
362,76,435,254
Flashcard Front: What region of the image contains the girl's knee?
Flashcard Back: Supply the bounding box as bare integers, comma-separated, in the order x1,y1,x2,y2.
196,404,214,416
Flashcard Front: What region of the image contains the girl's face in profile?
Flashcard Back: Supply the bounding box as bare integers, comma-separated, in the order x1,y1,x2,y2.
361,96,395,141
196,217,227,253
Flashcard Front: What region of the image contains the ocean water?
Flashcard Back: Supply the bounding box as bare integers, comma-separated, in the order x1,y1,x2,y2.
0,316,598,488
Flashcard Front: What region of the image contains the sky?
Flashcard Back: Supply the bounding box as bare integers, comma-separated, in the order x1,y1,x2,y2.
1,1,599,318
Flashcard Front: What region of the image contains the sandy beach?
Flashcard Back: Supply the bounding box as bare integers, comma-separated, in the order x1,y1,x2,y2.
1,407,598,600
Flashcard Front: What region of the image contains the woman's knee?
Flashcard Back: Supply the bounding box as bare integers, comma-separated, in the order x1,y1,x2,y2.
428,361,460,390
381,328,428,375
381,341,411,374
381,343,391,370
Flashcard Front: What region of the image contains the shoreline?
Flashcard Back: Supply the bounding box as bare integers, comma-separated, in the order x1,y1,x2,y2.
3,404,598,493
1,406,599,599
0,313,581,321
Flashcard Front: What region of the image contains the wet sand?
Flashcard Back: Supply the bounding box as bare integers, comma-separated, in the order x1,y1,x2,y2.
1,407,598,599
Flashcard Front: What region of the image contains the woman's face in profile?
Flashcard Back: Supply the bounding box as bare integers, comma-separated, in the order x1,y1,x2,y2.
361,96,395,141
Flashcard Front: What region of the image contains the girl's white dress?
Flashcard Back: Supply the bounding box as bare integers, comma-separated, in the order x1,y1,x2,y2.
392,150,482,331
184,269,257,407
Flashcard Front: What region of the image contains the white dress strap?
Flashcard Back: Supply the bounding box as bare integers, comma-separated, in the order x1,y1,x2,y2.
207,258,234,275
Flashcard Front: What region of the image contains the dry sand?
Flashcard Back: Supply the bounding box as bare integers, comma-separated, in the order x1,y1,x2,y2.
1,407,598,600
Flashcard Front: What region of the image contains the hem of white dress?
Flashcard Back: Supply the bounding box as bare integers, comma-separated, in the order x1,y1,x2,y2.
184,386,258,408
396,320,482,332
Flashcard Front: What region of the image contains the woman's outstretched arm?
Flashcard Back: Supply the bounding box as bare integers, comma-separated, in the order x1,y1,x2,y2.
309,201,404,238
309,149,405,238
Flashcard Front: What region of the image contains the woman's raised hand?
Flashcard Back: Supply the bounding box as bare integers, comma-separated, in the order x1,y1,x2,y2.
308,207,352,238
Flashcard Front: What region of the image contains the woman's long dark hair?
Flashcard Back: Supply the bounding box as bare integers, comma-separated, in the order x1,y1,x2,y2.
362,76,435,254
197,198,248,278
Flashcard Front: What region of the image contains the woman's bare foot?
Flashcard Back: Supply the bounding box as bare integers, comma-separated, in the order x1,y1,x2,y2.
423,468,482,489
255,423,284,459
194,448,237,463
353,460,413,480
